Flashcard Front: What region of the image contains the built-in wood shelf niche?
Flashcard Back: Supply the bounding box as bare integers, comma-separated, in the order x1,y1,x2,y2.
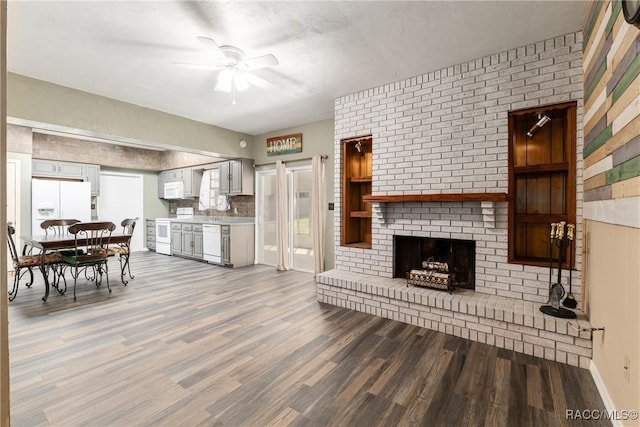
342,136,373,248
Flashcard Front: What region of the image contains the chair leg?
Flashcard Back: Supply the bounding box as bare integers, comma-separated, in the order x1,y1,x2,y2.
105,262,111,294
73,266,78,301
23,267,34,288
118,254,133,285
8,270,20,301
53,264,67,295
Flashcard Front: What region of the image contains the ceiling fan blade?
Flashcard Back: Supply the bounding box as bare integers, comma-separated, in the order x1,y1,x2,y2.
172,62,224,70
244,72,274,90
196,36,227,61
241,54,279,70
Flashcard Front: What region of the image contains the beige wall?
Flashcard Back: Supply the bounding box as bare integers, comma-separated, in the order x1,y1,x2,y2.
253,119,335,270
586,221,640,415
8,73,253,158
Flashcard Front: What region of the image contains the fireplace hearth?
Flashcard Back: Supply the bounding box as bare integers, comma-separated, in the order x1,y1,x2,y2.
393,235,476,289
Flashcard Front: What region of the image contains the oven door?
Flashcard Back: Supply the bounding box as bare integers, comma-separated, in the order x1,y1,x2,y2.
155,220,172,255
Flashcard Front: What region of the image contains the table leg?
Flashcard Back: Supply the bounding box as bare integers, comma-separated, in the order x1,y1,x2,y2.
40,251,50,302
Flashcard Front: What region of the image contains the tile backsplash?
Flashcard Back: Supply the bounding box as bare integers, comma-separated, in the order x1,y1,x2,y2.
170,195,255,217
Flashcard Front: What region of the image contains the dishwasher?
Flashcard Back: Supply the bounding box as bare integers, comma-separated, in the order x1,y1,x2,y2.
202,224,222,263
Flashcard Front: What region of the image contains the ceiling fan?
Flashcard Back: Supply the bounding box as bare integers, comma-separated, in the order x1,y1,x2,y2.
174,36,279,104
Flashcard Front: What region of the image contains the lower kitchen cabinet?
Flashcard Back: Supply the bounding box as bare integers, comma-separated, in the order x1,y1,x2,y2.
146,219,156,251
221,223,254,267
172,222,203,259
171,224,182,255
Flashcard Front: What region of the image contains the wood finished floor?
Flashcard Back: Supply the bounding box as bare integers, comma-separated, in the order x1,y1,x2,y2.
8,252,609,427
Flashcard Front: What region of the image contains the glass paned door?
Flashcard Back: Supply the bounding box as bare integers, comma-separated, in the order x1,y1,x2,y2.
256,171,277,266
291,168,313,272
256,166,314,272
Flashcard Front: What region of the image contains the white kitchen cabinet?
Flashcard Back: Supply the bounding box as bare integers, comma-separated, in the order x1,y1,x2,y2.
83,164,101,196
32,159,85,179
171,223,182,255
33,159,100,196
182,167,203,198
158,171,168,198
146,219,156,251
171,222,203,259
219,159,254,195
221,223,254,267
159,167,203,199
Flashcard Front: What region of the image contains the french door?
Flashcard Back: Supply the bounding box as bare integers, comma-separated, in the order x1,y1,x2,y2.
256,166,313,272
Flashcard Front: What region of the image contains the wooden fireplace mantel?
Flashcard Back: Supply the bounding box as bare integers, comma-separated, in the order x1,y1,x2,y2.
364,193,508,228
363,192,508,203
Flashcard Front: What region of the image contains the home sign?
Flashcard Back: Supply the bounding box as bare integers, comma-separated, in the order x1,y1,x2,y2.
266,133,302,156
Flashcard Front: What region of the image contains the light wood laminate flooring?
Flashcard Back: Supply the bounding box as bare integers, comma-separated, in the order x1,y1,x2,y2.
8,252,609,426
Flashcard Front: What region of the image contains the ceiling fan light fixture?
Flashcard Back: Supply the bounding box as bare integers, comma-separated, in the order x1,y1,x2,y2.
215,67,233,92
215,67,249,93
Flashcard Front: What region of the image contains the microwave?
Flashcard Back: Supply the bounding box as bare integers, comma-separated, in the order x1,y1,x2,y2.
164,181,184,199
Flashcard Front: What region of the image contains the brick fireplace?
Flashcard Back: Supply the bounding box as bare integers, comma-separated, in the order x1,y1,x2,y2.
317,31,592,367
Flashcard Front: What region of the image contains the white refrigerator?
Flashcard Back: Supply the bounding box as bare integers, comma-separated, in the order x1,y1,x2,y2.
31,179,92,233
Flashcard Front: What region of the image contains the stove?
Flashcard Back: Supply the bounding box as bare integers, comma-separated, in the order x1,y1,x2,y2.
155,208,195,255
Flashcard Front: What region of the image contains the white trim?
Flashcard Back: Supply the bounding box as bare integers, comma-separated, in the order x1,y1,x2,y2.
590,360,623,427
584,197,640,228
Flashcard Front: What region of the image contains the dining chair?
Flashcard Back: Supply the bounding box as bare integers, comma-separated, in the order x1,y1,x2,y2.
62,221,116,300
40,218,80,235
107,217,138,285
39,218,82,290
6,222,63,301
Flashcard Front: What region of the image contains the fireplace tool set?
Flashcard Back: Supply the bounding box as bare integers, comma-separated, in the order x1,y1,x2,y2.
539,221,577,319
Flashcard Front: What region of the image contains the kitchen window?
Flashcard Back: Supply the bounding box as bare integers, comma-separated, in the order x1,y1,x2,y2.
508,102,576,268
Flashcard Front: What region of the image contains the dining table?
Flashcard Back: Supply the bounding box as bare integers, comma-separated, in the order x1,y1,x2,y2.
22,232,131,301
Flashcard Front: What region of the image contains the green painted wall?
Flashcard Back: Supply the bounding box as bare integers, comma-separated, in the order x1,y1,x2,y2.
253,119,335,270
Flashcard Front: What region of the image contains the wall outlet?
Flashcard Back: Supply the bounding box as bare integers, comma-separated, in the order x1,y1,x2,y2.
624,354,631,382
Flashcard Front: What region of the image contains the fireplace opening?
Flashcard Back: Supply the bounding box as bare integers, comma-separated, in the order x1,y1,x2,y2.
393,235,476,290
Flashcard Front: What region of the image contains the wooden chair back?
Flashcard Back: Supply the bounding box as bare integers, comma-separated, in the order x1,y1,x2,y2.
40,219,80,235
7,222,20,265
120,218,138,236
67,221,116,258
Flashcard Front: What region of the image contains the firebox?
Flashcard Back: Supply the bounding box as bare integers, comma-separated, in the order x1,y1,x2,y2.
393,235,476,289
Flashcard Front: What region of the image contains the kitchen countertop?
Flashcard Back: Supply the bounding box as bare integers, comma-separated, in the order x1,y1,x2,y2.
146,216,255,225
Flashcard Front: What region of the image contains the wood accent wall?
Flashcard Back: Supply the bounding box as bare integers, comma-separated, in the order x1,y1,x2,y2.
582,0,640,209
582,0,640,418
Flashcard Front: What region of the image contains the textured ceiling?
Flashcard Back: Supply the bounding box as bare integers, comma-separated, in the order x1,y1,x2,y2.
8,1,588,136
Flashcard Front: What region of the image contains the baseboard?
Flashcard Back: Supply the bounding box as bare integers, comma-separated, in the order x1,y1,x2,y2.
590,359,622,427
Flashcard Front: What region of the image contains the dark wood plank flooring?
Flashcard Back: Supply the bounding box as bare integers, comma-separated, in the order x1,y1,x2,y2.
8,252,609,426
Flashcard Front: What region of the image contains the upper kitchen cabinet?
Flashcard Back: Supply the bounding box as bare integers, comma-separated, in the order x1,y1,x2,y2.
219,159,254,195
83,164,100,196
182,167,203,197
159,167,203,199
158,170,168,198
32,159,100,196
33,159,84,179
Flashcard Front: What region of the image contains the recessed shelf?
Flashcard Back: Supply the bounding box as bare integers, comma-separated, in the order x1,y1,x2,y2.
342,136,373,248
350,211,372,218
344,242,372,249
350,176,372,183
